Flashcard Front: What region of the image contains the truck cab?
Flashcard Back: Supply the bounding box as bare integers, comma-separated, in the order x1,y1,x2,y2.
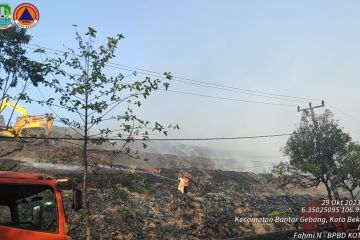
0,171,82,240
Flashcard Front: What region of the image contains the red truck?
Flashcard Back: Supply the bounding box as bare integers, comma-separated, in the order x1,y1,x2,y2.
0,171,82,240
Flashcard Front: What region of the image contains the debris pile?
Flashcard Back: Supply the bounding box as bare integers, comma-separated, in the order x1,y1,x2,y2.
61,168,316,240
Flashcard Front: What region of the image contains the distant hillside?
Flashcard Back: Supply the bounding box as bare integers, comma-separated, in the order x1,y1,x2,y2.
1,126,277,172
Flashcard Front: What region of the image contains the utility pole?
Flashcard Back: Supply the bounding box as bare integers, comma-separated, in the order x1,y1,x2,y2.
297,101,340,200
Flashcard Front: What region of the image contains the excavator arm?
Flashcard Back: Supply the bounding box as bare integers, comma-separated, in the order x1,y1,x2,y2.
0,98,7,113
0,97,29,116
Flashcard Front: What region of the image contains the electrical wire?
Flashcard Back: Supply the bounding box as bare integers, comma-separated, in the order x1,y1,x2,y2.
24,45,302,108
0,133,293,141
327,102,360,126
24,43,319,102
162,89,297,107
23,46,304,108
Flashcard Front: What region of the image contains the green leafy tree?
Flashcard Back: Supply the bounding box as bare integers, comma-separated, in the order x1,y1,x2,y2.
37,26,177,239
0,27,50,119
272,109,351,200
337,142,360,199
0,26,51,155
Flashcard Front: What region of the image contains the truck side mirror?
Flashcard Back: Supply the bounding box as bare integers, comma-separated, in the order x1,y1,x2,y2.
72,188,82,211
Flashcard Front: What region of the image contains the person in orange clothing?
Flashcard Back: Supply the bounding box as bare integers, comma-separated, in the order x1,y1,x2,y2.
178,174,189,194
183,175,189,194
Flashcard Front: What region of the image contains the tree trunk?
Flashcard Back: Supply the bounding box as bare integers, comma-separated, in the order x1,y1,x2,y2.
83,143,91,239
83,61,91,240
83,149,91,240
309,107,339,200
329,178,340,199
350,191,355,200
344,184,356,200
323,180,333,200
83,132,91,238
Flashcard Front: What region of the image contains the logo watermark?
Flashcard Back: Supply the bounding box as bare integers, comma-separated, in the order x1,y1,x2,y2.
0,4,13,30
13,3,40,29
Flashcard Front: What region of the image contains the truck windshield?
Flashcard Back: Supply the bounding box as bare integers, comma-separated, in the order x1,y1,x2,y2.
0,184,58,233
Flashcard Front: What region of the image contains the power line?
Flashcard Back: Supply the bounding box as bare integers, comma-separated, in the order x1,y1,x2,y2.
140,152,284,158
6,36,357,123
24,45,300,108
17,42,360,138
24,43,319,102
2,35,314,103
163,89,297,107
0,133,293,141
332,113,360,131
327,102,360,126
104,62,309,103
33,87,84,136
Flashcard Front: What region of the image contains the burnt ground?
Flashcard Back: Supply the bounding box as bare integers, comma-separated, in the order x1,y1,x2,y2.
0,147,325,240
55,168,320,240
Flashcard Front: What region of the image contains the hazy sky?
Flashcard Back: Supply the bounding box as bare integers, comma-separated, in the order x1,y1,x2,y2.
3,1,360,171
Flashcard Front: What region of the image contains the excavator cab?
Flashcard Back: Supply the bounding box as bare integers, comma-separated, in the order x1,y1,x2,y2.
9,114,54,137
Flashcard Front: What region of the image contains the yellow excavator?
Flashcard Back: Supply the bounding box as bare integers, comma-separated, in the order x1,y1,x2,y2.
0,97,54,137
